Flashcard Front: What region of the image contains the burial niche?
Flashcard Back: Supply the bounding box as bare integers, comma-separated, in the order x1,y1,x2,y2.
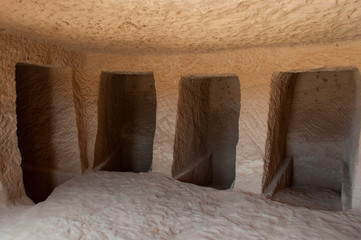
16,63,81,203
94,72,156,172
172,75,240,189
263,69,361,210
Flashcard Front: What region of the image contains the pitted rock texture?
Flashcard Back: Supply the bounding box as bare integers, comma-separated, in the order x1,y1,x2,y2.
287,71,355,191
0,0,360,54
263,70,361,209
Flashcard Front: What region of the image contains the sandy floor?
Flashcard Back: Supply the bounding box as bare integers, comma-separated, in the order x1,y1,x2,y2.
272,186,343,211
0,171,360,240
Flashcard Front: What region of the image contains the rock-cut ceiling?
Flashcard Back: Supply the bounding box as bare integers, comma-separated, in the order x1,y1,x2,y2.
0,0,360,54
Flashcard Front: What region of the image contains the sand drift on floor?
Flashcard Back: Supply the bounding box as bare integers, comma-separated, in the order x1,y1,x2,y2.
0,171,360,240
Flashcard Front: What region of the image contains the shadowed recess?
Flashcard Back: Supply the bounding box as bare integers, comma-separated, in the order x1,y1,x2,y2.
172,75,240,189
94,72,156,172
263,69,361,210
16,63,53,203
16,63,81,203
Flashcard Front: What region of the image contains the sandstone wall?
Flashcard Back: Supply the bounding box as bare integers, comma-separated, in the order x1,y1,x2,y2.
2,31,361,209
287,71,354,191
78,40,361,198
0,33,84,205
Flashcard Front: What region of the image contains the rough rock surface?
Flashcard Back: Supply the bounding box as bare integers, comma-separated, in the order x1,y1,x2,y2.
16,64,81,203
263,70,361,209
287,71,354,191
2,31,361,209
0,0,360,54
0,33,84,205
172,76,240,189
262,72,296,192
79,40,361,203
0,1,361,237
94,72,156,172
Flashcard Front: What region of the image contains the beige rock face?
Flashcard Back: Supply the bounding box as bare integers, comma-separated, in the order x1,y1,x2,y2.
263,69,361,209
1,34,361,210
0,0,360,54
79,40,361,203
0,33,84,205
287,71,354,191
